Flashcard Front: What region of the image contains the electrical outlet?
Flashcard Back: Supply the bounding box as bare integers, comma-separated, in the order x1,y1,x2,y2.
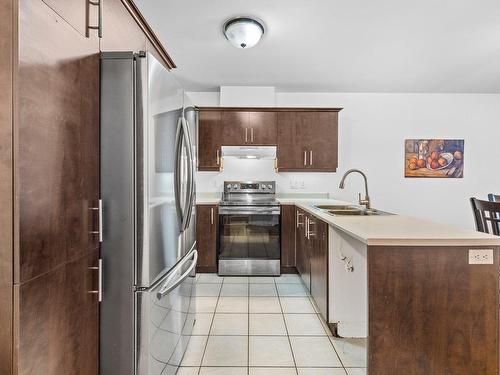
468,249,494,264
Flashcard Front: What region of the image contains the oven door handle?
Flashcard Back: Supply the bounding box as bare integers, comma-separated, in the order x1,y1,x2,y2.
219,207,281,215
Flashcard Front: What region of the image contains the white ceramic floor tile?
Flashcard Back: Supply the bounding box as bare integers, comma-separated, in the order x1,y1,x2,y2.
249,297,282,313
249,336,295,367
250,283,278,297
197,274,224,284
210,313,248,335
202,336,248,367
277,283,309,297
290,336,342,367
220,283,249,297
179,336,208,366
176,367,200,375
345,369,366,375
330,338,368,368
199,367,247,375
250,368,298,375
249,276,276,284
193,283,222,297
297,368,347,375
187,313,213,335
284,314,327,336
189,297,218,313
280,297,316,314
216,296,249,313
249,313,287,336
223,276,249,284
274,274,303,284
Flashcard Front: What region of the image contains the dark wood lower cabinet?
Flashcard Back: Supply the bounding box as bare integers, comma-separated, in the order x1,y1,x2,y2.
196,204,218,273
369,245,499,375
310,219,328,321
295,208,311,290
15,251,100,375
280,205,296,273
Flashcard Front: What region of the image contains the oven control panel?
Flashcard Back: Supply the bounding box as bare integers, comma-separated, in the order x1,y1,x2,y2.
224,181,276,193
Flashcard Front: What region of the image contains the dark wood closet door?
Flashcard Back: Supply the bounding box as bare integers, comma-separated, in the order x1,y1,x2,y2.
249,111,277,145
196,205,218,273
15,251,100,375
222,111,249,145
198,110,222,171
18,0,100,283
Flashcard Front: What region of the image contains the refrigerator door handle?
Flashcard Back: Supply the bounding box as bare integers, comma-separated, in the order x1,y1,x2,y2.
174,117,184,226
156,249,198,299
181,115,195,231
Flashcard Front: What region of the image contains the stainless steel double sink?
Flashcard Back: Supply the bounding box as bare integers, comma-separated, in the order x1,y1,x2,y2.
313,204,390,216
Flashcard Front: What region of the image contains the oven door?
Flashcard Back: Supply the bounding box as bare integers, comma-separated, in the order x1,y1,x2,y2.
218,206,281,275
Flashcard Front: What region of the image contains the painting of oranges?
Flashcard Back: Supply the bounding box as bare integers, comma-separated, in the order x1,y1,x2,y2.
405,139,464,178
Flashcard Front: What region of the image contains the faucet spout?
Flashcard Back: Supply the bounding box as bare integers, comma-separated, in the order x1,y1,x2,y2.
338,169,371,209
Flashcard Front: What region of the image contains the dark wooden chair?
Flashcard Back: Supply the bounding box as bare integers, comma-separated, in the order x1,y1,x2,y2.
470,198,500,235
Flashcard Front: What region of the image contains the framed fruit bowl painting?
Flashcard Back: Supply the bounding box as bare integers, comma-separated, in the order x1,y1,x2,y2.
405,139,464,178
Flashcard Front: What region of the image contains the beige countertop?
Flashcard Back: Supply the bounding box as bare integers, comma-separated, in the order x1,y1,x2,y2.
196,194,500,246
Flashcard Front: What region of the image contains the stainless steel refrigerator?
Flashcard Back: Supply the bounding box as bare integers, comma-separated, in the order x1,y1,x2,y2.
100,51,198,375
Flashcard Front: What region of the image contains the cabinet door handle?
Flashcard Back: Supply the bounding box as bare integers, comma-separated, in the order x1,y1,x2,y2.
308,220,316,239
88,259,103,302
245,128,248,143
89,199,103,242
309,150,313,166
296,211,303,228
216,149,220,165
304,151,307,166
87,0,102,38
251,128,254,143
305,217,309,238
210,207,214,225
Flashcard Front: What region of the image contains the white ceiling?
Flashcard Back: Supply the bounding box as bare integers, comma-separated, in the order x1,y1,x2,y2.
135,0,500,93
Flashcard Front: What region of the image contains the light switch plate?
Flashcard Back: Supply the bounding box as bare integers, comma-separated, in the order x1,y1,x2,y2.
469,249,494,264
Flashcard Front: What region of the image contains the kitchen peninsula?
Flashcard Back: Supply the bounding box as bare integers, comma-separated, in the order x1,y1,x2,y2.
198,194,500,374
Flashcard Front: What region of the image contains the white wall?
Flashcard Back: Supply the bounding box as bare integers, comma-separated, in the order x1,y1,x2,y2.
189,91,500,229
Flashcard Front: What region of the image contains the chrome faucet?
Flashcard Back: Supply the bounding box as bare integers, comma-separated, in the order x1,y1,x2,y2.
338,169,371,210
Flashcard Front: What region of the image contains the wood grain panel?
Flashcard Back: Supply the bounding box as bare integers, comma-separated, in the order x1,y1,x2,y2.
221,111,248,145
280,205,296,270
295,208,310,290
306,112,338,171
196,204,218,273
198,110,222,171
310,219,328,321
99,0,146,52
277,112,304,170
368,245,499,375
0,0,14,372
14,251,99,375
17,0,99,283
249,111,277,145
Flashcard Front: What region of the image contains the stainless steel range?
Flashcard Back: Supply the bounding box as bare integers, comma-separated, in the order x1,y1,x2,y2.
218,181,281,276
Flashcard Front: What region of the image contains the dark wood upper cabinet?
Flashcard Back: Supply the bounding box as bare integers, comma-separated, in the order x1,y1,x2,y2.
278,110,340,172
310,218,328,321
196,204,218,273
249,111,277,145
198,110,222,171
280,205,296,272
221,111,249,145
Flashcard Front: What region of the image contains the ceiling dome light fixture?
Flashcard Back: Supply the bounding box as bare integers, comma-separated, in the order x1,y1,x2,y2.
223,16,265,49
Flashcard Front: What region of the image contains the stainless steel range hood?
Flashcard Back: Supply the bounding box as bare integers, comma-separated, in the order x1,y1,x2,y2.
221,146,277,160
